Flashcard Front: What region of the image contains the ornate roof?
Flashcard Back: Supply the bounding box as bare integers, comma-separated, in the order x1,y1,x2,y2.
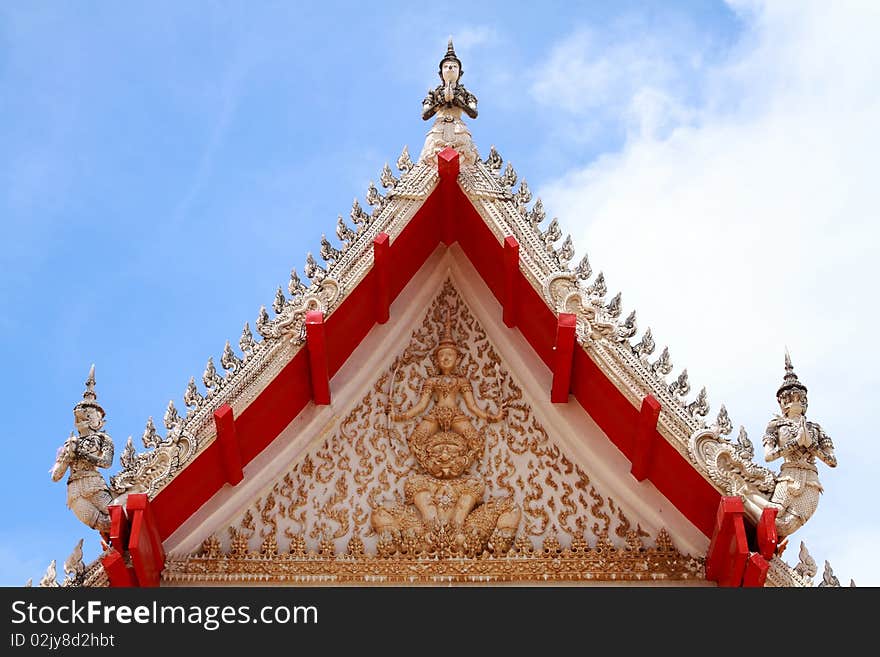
44,41,845,589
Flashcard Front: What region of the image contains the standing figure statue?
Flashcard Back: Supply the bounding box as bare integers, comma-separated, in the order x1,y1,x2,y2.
760,351,837,537
418,38,481,166
50,365,114,533
372,310,520,556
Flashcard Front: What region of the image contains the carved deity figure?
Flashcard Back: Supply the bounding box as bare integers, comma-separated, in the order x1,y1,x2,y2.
371,312,520,556
759,352,836,537
418,38,481,166
50,366,114,532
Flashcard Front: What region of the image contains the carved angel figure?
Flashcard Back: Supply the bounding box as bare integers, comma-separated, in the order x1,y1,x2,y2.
372,311,520,556
689,352,837,542
759,352,836,536
50,366,114,533
418,38,480,166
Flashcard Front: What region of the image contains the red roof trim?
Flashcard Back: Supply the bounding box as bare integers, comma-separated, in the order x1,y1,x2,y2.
152,159,720,543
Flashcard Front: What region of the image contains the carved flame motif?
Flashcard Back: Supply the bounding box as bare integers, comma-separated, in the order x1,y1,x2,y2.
183,281,700,582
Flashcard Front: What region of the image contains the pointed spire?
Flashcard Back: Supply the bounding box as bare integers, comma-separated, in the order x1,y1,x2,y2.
335,216,357,248
795,541,817,579
527,198,545,229
142,417,161,448
256,305,273,338
349,199,368,228
604,292,622,318
203,356,222,392
120,436,136,469
575,253,592,281
499,161,517,188
184,376,203,409
777,347,808,399
163,400,181,431
618,309,637,340
83,364,96,402
239,322,256,358
380,162,398,189
587,272,606,298
304,252,326,284
319,234,341,264
542,218,561,249
514,179,532,211
221,340,241,374
669,369,690,397
437,306,457,350
74,364,105,418
287,268,305,298
272,286,287,314
397,145,413,173
39,560,58,587
735,426,754,459
818,561,841,587
633,327,655,357
484,145,502,173
366,181,386,213
687,386,710,418
714,405,732,436
446,36,457,60
557,235,575,266
651,346,672,375
63,538,84,579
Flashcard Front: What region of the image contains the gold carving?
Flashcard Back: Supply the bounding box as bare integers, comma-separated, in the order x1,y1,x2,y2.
164,528,704,584
183,281,704,583
371,306,521,556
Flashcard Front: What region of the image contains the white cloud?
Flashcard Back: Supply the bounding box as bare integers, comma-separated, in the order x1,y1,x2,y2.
529,21,706,142
534,1,880,584
452,25,500,51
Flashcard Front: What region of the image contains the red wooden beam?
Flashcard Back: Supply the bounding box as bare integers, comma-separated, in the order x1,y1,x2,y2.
140,171,725,546
630,395,662,482
305,310,331,405
373,232,391,324
551,313,577,403
100,548,138,588
213,404,243,486
706,496,749,587
126,493,165,588
437,147,459,246
757,507,778,560
107,504,130,554
742,552,770,587
503,236,520,328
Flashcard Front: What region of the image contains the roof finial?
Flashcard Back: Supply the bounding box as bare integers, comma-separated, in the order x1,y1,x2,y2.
74,363,105,417
419,36,479,166
83,364,96,402
777,347,807,399
439,36,462,78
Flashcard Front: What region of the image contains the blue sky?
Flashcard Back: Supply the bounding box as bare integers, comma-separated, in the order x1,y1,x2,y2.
3,1,877,586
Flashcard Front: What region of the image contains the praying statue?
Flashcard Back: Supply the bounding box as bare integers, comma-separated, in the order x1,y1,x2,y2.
758,351,836,537
50,365,114,533
418,38,481,166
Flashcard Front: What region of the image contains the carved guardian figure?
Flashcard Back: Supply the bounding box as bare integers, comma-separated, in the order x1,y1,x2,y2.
418,38,480,166
760,352,836,536
50,365,114,532
690,352,837,540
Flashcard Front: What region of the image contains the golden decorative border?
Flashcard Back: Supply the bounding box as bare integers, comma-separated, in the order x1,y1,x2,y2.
163,531,704,585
